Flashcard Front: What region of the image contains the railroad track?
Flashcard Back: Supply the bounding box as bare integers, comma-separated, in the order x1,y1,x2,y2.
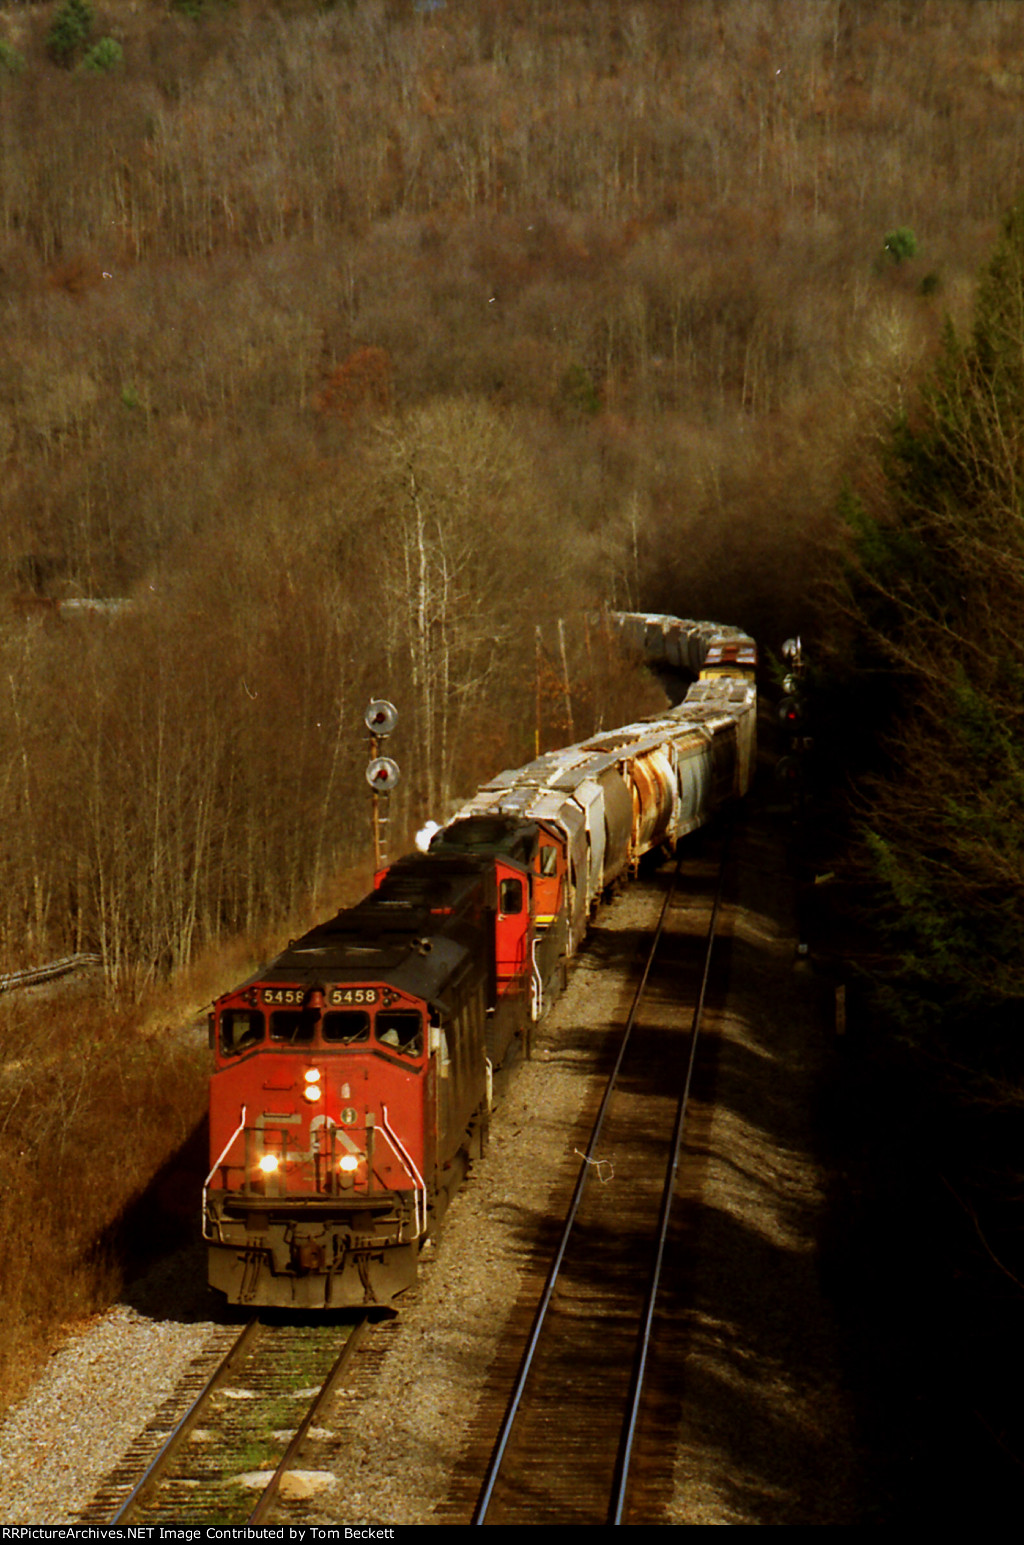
444,839,730,1526
78,1310,393,1525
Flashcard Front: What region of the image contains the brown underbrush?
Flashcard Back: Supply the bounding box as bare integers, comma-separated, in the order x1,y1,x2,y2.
0,988,207,1412
0,853,390,1415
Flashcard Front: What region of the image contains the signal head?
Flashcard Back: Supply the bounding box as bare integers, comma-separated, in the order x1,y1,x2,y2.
364,700,399,736
366,756,401,791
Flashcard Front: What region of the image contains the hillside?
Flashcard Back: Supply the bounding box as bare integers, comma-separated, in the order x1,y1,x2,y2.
3,0,1024,1483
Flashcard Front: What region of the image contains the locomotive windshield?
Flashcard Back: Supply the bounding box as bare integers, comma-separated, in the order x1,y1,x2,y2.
322,1010,370,1044
216,996,423,1058
270,1009,318,1043
220,1008,264,1055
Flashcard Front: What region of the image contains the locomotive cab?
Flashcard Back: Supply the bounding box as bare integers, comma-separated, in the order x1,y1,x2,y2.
206,979,433,1308
205,869,499,1309
429,814,552,1030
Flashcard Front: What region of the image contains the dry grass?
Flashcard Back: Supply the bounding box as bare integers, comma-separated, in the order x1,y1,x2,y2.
0,856,398,1415
0,985,208,1413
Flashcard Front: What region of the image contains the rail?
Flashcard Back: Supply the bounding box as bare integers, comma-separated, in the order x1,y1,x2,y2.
102,1314,372,1526
110,1317,261,1523
473,850,683,1523
610,835,728,1522
247,1312,371,1524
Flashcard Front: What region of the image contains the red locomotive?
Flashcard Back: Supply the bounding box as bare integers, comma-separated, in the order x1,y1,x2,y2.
204,615,757,1309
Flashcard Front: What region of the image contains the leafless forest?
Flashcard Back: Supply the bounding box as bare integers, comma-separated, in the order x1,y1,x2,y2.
2,0,1024,1411
3,0,1023,983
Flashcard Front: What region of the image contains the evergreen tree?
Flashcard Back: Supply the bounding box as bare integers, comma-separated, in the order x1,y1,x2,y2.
46,0,94,68
839,193,1024,1036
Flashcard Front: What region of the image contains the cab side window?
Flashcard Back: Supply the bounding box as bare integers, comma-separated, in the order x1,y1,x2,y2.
376,1011,423,1058
499,877,523,915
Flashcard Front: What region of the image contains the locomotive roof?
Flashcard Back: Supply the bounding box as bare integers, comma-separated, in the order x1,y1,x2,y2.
428,813,538,863
264,924,482,1010
253,853,491,1009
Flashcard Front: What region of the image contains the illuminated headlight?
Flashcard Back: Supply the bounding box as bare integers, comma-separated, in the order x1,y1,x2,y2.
304,1068,321,1084
303,1083,322,1103
338,1153,359,1174
258,1154,279,1175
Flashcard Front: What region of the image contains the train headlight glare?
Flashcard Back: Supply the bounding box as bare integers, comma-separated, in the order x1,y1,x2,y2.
338,1153,359,1173
303,1083,322,1103
304,1068,321,1084
258,1154,279,1175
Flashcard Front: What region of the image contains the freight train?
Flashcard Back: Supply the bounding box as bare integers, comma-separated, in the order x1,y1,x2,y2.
203,615,757,1309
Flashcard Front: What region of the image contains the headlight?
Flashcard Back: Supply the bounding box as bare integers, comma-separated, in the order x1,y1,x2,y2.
303,1083,322,1103
304,1067,321,1083
338,1153,359,1173
258,1154,279,1175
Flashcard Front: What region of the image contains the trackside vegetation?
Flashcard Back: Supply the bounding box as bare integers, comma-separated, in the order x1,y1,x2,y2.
835,193,1024,1041
811,195,1024,1519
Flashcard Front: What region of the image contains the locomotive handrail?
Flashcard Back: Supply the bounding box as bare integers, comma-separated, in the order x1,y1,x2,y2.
530,936,543,1022
379,1102,427,1239
202,1105,247,1241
